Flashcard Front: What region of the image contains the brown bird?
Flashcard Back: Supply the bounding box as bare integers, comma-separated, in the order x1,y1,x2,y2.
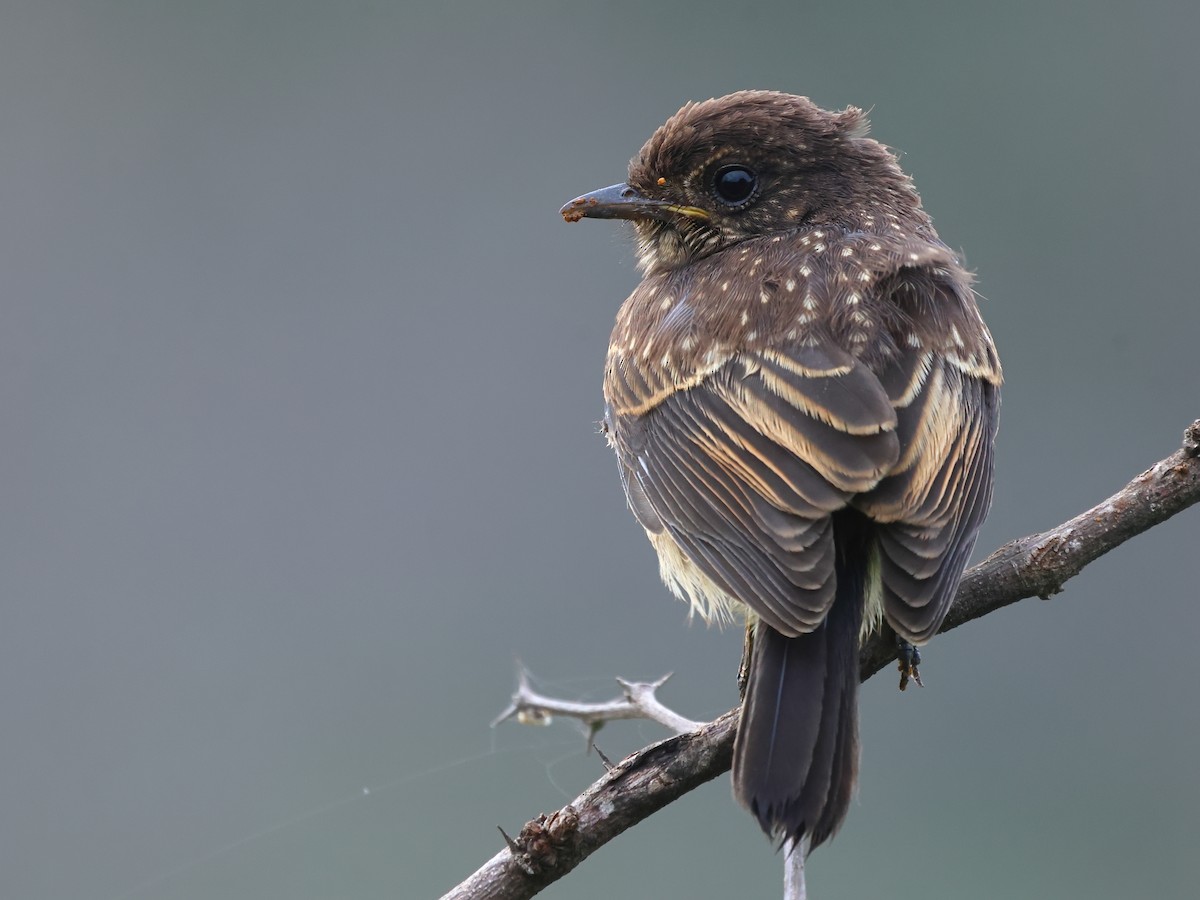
561,91,1001,853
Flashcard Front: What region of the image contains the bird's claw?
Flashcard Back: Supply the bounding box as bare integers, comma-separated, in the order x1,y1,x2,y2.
896,637,923,691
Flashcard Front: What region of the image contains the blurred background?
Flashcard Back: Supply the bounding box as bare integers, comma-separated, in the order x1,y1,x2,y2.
3,2,1198,898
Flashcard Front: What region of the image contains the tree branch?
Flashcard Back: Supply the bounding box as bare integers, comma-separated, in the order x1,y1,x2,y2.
441,421,1200,900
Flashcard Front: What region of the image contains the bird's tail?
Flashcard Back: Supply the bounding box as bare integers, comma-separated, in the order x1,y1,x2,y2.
731,524,866,850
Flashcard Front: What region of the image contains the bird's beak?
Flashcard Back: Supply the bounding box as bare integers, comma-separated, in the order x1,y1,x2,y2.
560,183,709,223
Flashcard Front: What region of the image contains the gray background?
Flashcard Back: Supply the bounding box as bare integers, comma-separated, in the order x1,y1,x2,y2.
3,2,1198,898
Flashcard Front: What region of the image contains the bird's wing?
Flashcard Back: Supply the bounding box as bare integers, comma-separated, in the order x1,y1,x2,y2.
856,352,1000,643
607,343,900,637
853,264,1003,643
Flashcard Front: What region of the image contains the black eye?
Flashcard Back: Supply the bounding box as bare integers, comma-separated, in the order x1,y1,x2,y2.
712,165,757,207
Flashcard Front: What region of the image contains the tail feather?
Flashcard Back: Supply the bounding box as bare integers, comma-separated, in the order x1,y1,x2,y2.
813,598,862,845
732,514,867,850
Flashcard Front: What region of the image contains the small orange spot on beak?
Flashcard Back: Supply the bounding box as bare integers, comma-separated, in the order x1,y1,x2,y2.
656,176,667,186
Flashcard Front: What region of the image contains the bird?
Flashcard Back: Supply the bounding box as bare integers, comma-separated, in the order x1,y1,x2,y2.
560,91,1001,855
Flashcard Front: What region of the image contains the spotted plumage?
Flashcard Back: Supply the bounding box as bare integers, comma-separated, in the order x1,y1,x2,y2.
562,91,1000,853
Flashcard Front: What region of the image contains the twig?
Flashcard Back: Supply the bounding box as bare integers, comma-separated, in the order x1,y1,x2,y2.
441,421,1200,900
783,838,807,900
492,669,705,740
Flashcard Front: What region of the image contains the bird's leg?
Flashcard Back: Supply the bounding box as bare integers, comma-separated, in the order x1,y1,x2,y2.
737,619,755,700
896,636,923,691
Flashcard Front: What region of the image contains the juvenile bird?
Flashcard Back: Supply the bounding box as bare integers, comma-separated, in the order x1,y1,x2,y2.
561,91,1001,854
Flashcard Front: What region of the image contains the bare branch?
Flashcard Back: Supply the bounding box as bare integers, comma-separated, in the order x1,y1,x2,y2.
492,669,705,738
783,838,807,900
441,421,1200,900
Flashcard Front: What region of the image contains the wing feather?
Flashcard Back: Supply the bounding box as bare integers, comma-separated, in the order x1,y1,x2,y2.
858,368,999,640
611,354,898,636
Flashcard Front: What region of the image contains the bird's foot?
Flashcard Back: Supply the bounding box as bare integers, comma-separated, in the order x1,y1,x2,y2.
896,637,923,691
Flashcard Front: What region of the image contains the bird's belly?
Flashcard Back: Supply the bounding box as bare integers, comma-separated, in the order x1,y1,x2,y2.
647,529,743,627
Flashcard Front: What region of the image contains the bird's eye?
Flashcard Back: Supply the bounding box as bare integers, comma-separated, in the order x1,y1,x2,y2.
712,165,757,208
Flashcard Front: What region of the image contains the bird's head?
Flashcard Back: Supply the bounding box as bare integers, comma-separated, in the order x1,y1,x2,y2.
561,91,921,274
